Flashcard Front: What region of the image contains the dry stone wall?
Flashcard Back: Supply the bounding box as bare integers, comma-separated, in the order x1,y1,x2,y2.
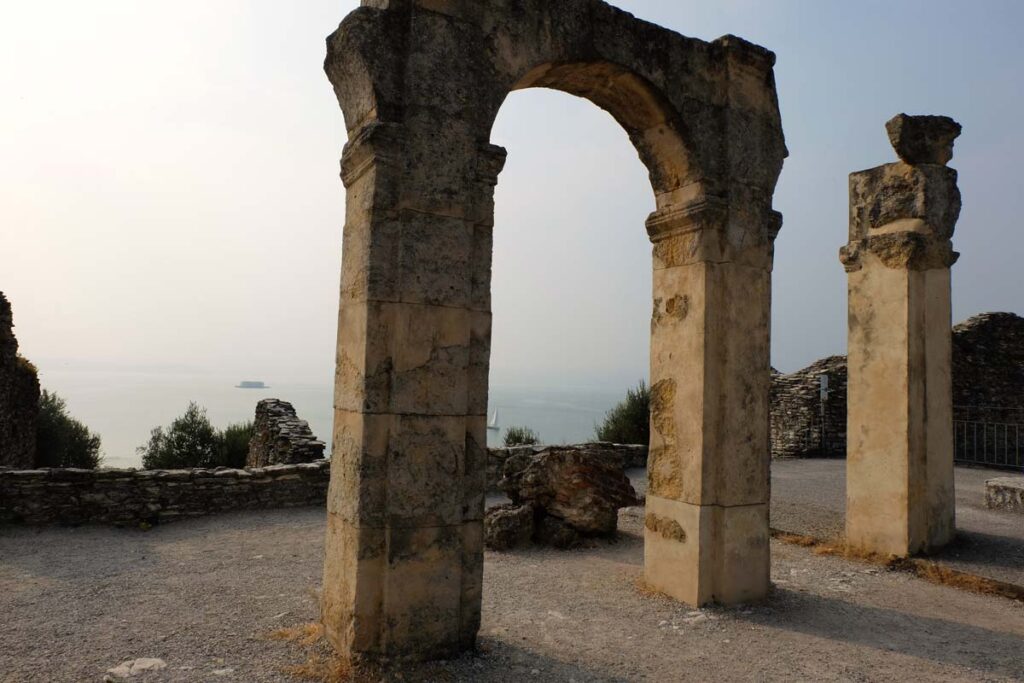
1,444,645,527
770,312,1024,459
770,357,848,459
952,313,1024,423
246,399,326,468
0,461,330,526
0,293,39,469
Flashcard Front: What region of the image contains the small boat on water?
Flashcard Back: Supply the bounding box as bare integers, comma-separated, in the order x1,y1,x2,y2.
236,380,269,389
487,409,500,431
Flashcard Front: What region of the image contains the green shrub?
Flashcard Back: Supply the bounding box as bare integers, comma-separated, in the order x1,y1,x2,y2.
138,404,256,470
138,402,219,469
503,425,540,447
595,380,650,445
215,420,254,469
36,390,103,469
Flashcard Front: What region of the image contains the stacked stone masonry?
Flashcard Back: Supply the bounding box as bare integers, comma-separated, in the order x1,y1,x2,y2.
0,445,642,527
770,312,1024,460
842,114,962,558
246,399,326,468
322,0,788,661
0,292,39,469
0,461,331,526
770,357,847,459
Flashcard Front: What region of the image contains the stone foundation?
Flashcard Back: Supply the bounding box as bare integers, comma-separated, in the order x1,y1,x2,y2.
0,461,331,526
986,478,1024,514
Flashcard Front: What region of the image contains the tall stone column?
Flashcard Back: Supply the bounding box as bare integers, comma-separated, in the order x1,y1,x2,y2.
643,198,780,606
841,114,962,557
321,119,505,662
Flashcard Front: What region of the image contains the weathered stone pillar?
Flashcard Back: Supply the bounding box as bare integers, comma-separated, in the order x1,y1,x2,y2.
643,199,780,606
841,114,962,557
321,117,506,662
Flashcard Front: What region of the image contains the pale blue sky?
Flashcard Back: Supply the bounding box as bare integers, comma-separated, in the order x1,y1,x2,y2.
2,1,1021,393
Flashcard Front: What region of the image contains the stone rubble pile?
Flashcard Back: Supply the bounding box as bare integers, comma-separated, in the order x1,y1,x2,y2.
487,442,647,492
485,444,639,550
246,399,326,468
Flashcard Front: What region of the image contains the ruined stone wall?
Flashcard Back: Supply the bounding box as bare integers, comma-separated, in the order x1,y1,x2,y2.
0,293,39,469
0,461,331,526
770,357,848,459
246,399,326,468
952,313,1024,423
770,312,1024,459
1,444,647,526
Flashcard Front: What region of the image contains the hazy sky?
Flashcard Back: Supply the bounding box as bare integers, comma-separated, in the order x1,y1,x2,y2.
3,1,1022,393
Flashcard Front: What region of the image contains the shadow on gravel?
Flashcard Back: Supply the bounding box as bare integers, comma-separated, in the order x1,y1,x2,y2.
936,529,1024,570
744,588,1024,680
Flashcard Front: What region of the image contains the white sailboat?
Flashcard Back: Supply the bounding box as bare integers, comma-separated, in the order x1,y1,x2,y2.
487,408,500,431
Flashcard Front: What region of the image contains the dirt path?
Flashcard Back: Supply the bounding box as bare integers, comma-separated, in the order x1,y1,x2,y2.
2,503,1023,682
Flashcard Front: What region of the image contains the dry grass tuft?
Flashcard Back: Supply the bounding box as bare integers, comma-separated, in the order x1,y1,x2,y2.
268,622,325,647
899,559,1024,602
284,653,352,683
633,574,672,600
771,527,1024,603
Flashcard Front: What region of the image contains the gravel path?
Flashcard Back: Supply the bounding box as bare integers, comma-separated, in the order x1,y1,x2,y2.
768,460,1024,586
3,490,1024,682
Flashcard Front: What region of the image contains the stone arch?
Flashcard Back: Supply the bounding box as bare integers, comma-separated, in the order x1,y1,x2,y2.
321,0,787,663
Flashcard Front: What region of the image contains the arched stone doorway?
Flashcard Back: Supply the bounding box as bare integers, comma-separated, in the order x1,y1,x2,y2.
321,0,786,662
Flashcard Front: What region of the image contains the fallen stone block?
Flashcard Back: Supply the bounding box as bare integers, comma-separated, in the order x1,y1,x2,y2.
986,477,1024,514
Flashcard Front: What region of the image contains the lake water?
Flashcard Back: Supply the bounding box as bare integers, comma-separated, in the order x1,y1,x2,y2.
38,370,627,468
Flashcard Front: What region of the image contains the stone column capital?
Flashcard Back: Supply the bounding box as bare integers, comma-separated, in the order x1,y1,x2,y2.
340,121,407,188
842,159,962,272
646,198,781,270
840,234,960,273
475,144,507,187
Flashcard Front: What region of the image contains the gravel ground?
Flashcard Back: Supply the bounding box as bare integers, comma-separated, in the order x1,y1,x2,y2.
3,477,1024,682
767,460,1024,586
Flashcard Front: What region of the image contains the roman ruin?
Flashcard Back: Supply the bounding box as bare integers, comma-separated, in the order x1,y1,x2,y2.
841,114,963,557
321,0,786,663
246,398,326,468
0,292,40,470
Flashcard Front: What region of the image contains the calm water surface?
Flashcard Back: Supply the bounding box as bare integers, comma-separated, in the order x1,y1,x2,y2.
38,370,626,468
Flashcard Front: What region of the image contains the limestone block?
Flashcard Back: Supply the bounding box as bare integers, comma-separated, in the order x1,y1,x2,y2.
483,503,535,551
322,513,480,661
848,162,961,245
334,301,471,416
886,114,962,166
497,446,638,535
466,312,491,417
648,261,770,508
986,478,1024,514
643,495,769,606
328,410,472,528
